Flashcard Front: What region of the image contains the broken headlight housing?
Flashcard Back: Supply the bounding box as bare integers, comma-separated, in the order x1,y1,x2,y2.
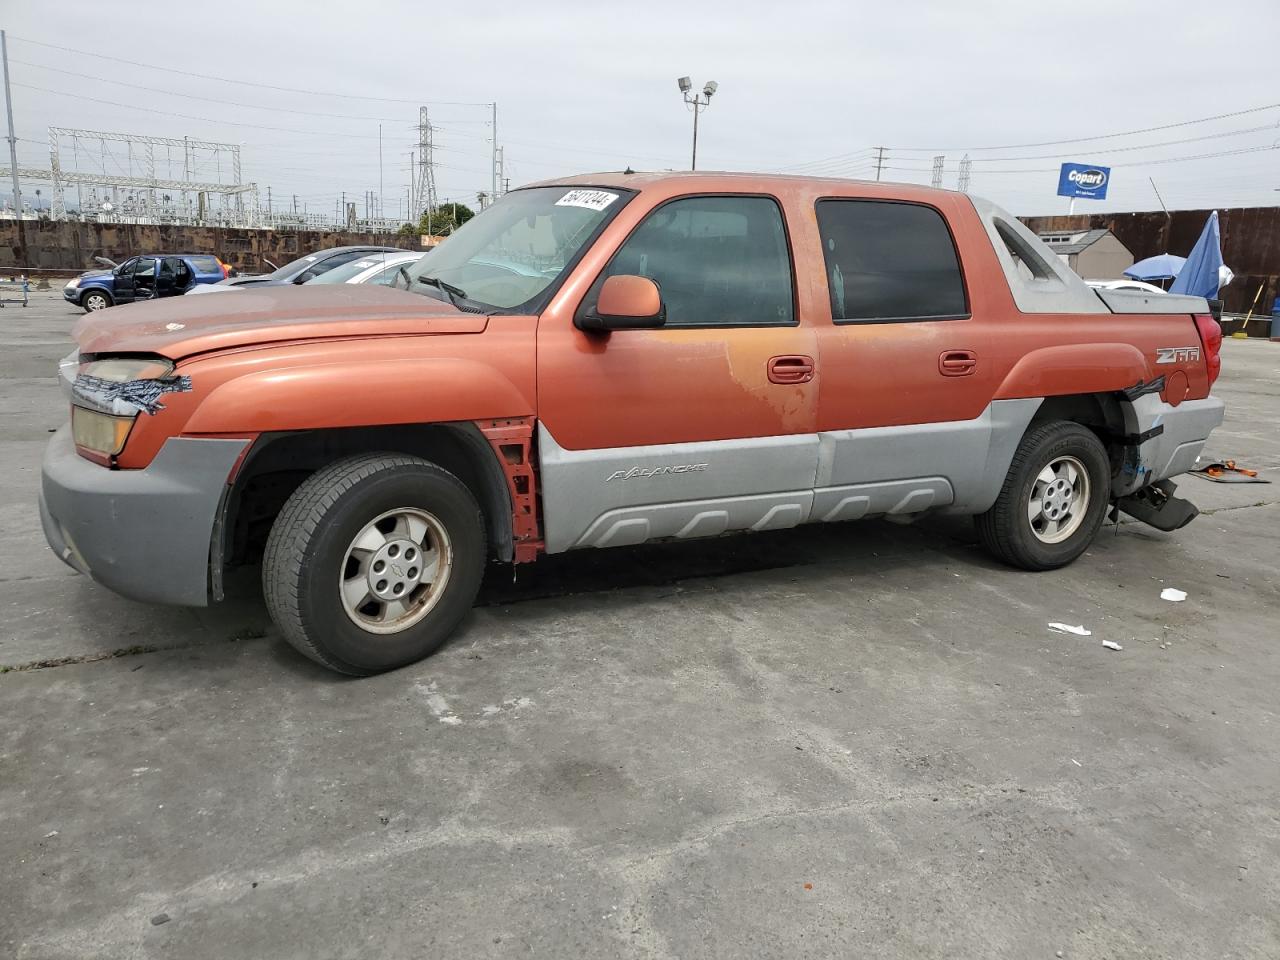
70,356,181,459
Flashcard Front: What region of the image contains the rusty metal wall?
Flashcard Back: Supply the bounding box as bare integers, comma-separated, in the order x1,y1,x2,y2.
1021,207,1280,317
0,221,413,276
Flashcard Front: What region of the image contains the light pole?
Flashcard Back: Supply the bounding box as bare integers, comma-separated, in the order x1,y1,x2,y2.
678,77,718,171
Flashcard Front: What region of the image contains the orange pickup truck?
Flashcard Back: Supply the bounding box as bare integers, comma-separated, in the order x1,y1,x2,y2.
41,172,1225,675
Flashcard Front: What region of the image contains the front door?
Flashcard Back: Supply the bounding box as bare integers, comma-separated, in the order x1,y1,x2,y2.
115,256,157,304
536,193,820,553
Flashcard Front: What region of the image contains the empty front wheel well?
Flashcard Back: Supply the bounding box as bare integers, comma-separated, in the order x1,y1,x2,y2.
216,424,513,590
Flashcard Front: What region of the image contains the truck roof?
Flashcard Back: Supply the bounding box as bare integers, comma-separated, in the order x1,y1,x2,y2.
529,170,962,201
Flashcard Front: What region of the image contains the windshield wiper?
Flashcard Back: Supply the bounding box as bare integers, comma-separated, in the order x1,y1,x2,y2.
406,270,468,307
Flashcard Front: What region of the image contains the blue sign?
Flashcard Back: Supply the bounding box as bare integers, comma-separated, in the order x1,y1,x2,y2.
1057,162,1110,200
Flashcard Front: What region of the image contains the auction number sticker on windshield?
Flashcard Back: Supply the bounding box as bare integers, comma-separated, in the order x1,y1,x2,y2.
556,189,619,211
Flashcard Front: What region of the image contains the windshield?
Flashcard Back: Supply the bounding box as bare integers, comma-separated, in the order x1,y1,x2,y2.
305,255,398,285
401,186,631,311
264,253,322,279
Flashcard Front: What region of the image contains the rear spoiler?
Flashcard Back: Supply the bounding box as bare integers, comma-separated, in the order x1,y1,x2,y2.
1093,288,1211,316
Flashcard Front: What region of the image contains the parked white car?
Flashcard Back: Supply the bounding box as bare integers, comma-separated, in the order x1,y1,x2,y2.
1085,279,1166,295
304,251,423,287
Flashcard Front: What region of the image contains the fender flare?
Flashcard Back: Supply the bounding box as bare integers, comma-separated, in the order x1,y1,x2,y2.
993,342,1147,400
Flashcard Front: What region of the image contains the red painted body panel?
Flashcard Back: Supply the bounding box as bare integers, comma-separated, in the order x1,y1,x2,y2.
73,172,1211,479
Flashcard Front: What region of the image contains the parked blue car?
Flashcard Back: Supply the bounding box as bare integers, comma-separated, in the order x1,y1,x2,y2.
63,254,228,312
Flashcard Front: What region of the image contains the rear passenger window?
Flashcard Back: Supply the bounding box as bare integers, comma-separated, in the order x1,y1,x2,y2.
594,195,794,326
815,199,967,323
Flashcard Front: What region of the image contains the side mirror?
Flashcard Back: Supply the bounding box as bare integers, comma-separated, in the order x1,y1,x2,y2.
577,275,665,331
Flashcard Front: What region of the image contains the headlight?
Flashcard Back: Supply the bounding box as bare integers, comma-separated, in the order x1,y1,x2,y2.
70,356,187,461
81,357,174,383
65,277,80,290
72,406,134,457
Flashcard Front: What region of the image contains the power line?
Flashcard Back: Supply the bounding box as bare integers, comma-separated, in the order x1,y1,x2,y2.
7,35,491,106
14,81,406,141
888,101,1280,153
884,143,1279,176
9,58,412,123
925,124,1280,164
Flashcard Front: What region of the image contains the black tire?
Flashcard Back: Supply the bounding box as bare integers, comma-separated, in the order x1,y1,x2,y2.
976,420,1110,571
262,453,486,675
81,290,112,312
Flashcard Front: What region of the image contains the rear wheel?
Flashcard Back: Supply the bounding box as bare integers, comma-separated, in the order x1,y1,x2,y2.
976,421,1110,571
81,291,112,312
262,453,486,675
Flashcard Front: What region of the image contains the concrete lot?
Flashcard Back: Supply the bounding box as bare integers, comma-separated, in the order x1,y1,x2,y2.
2,293,1278,959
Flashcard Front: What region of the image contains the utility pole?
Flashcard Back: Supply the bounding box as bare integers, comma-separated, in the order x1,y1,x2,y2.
491,102,498,205
677,78,718,170
378,123,384,220
267,185,272,217
417,108,437,225
874,146,885,181
1150,177,1172,250
2,31,28,267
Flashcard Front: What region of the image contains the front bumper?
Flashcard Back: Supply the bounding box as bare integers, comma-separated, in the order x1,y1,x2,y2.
39,426,249,607
62,285,80,304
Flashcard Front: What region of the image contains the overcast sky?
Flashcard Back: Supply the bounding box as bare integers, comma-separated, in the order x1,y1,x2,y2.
4,0,1279,219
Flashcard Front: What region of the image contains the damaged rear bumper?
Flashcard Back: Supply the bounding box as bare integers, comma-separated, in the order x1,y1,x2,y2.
39,426,248,606
1114,395,1225,498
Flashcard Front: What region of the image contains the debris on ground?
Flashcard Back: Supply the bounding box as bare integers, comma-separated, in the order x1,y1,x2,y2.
1102,640,1123,651
1189,460,1269,484
43,830,58,839
1161,588,1188,602
1048,623,1091,636
150,914,171,926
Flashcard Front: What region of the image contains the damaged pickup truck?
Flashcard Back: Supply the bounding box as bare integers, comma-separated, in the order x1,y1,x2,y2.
40,173,1225,675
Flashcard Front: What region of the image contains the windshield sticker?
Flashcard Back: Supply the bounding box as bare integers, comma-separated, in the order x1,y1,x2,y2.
353,260,376,268
556,189,619,212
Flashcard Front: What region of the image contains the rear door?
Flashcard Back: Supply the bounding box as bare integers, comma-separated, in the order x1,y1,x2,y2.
535,192,820,552
810,196,1007,518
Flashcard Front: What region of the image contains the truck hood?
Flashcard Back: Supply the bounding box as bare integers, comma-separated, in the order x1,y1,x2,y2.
74,285,485,358
77,269,112,282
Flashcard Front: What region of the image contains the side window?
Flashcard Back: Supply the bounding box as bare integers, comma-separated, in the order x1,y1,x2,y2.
594,195,794,327
815,199,967,323
132,257,157,280
301,251,363,281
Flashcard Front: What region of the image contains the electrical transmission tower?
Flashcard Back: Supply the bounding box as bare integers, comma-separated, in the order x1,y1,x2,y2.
957,154,972,193
930,155,945,189
413,107,437,222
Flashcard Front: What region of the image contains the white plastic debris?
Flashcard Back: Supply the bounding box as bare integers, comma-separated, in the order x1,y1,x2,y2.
1048,623,1091,636
1160,588,1187,602
1102,640,1123,651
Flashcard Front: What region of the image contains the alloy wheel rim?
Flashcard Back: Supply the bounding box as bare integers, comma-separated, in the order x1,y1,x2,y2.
338,507,452,634
86,295,106,310
1027,455,1090,544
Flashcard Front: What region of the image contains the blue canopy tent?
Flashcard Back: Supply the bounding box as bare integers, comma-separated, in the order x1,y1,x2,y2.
1169,211,1224,299
1125,254,1186,281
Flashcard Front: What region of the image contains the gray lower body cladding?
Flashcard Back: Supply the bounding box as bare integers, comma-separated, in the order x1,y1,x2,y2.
39,427,249,606
538,399,1044,554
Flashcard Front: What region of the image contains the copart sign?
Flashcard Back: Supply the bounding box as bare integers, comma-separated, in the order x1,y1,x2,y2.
1056,162,1111,200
